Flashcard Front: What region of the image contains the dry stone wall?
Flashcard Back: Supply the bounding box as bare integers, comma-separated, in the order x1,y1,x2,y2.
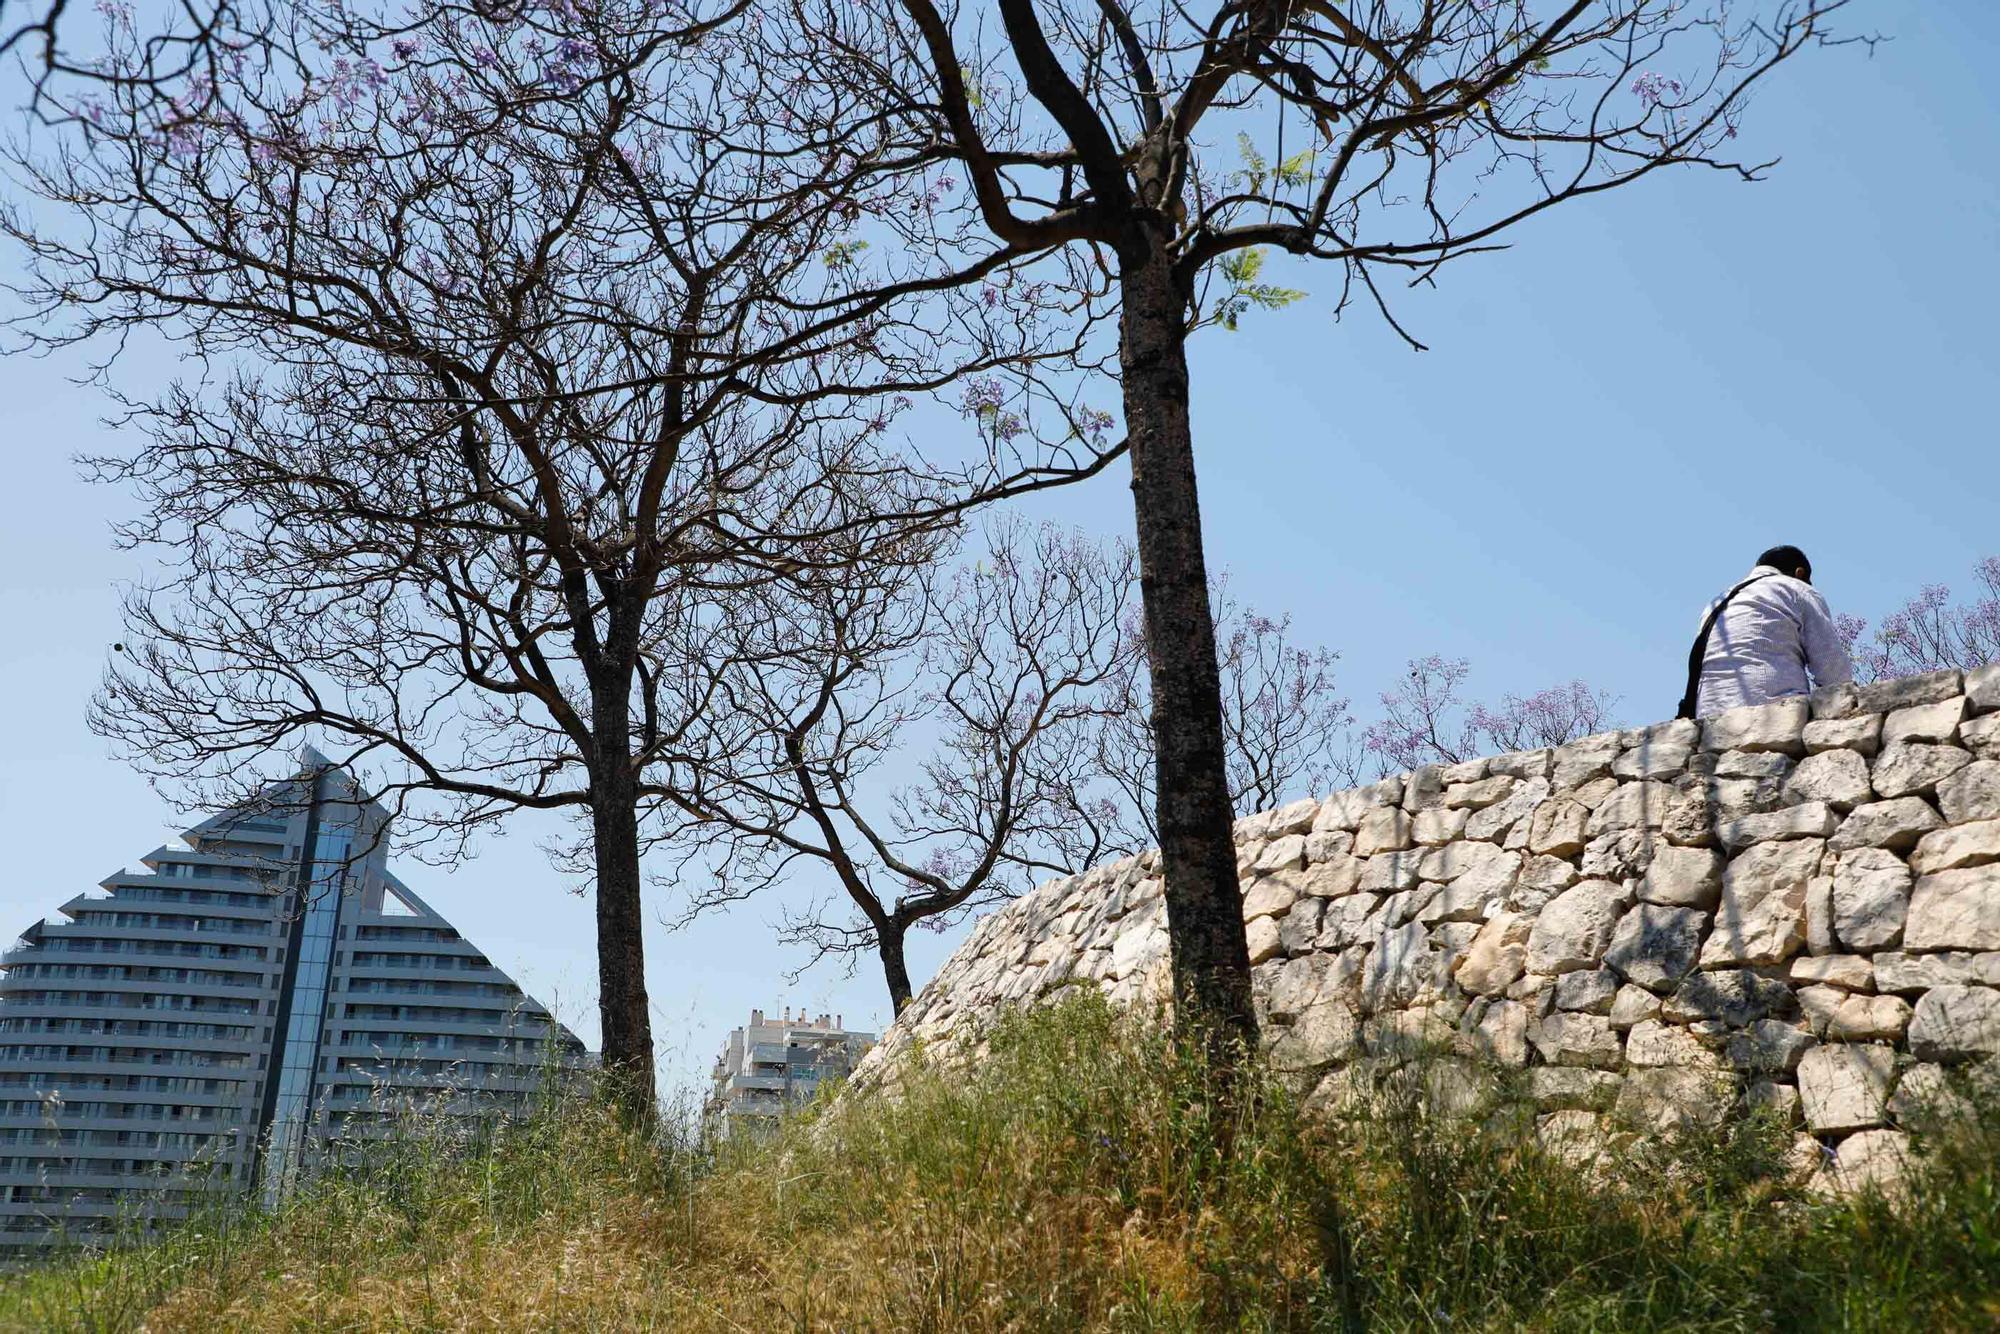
853,665,2000,1192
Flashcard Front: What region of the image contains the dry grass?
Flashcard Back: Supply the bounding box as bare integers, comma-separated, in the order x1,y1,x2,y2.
4,993,1998,1332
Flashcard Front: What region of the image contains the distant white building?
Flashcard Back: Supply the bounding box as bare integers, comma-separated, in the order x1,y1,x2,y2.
705,1008,873,1136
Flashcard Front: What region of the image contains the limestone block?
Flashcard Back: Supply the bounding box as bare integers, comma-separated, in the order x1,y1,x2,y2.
1242,877,1299,922
1454,911,1531,996
1270,797,1323,836
1638,844,1725,909
1816,1129,1912,1200
1724,1018,1815,1073
1468,999,1530,1067
1524,798,1588,858
1278,899,1326,956
1306,829,1355,862
1807,990,1912,1041
1379,886,1439,929
1806,875,1838,956
1570,775,1622,809
1663,968,1798,1026
1963,714,2000,758
1364,1006,1459,1059
1905,865,2000,952
1444,775,1516,810
1908,984,2000,1060
1267,1001,1362,1075
1526,880,1632,976
1937,760,2000,824
1829,797,1943,853
1555,968,1620,1015
1971,662,2000,711
1413,807,1470,845
1253,834,1307,875
1267,950,1362,1020
1797,1044,1895,1132
1702,698,1809,755
1553,732,1623,789
1810,682,1860,720
1705,777,1787,825
1745,1080,1802,1124
1603,903,1707,994
1856,669,1963,714
1582,830,1657,881
1873,950,2000,994
1872,742,1974,799
1625,1018,1721,1069
1883,696,1968,748
1609,983,1662,1030
1466,778,1550,842
1788,954,1875,991
1700,839,1824,967
1912,819,2000,876
1714,751,1795,780
1360,921,1433,1013
1529,1067,1622,1111
1616,1067,1732,1134
1588,780,1707,844
1830,847,1912,950
1518,855,1580,898
1358,852,1422,894
1717,802,1840,852
1530,1011,1624,1070
1316,895,1379,950
1354,807,1415,857
1490,748,1555,781
1781,750,1873,812
1886,1062,1982,1133
1235,811,1273,844
1613,737,1696,781
1246,915,1283,964
1803,714,1883,757
1301,852,1363,899
1315,777,1403,833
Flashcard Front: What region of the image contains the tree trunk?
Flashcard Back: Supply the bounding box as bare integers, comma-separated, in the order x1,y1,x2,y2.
590,728,657,1121
879,922,916,1016
1116,242,1259,1067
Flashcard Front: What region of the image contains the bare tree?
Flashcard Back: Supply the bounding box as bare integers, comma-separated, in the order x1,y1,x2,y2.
1839,556,2000,684
807,0,1858,1062
5,0,1120,1110
1364,656,1618,771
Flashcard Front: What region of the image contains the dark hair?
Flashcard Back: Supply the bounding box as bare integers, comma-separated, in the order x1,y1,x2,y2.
1757,545,1812,580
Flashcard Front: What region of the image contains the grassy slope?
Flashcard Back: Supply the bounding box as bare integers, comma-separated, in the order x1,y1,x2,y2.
2,994,1996,1332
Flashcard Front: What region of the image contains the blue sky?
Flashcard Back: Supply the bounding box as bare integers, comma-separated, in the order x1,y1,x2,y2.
1,4,1994,1093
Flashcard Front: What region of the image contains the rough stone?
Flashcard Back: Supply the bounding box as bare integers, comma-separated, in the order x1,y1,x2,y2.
1937,760,2000,824
1570,775,1622,809
1972,662,2000,711
1554,968,1620,1015
1267,952,1346,1020
1816,1129,1912,1200
1354,807,1415,857
1745,1080,1802,1124
1788,954,1875,991
1242,877,1300,921
1873,950,2000,994
1872,742,1974,799
1724,1018,1815,1073
1490,749,1555,781
1526,880,1632,976
1413,807,1471,845
1454,911,1531,996
1855,669,1963,714
1905,865,2000,951
1552,732,1623,789
1806,874,1838,956
1810,681,1861,720
1246,915,1283,964
1908,984,2000,1061
1305,829,1354,862
1536,1109,1612,1165
1614,738,1695,781
1267,1001,1362,1075
1714,751,1795,780
1829,797,1943,853
1663,969,1798,1026
1782,750,1873,812
1253,834,1308,875
1359,921,1433,1013
1402,766,1446,813
1638,844,1725,909
1278,899,1326,956
1702,698,1810,755
1885,696,1968,748
1588,780,1707,844
1887,1062,1980,1133
1603,903,1707,994
1581,830,1657,881
1358,852,1422,894
1315,778,1404,833
1270,797,1323,836
1529,1067,1622,1111
1830,847,1912,950
1467,999,1530,1067
1526,799,1590,858
1517,855,1580,898
1625,1018,1721,1069
1300,852,1363,899
1466,778,1550,842
1803,714,1883,757
1530,1011,1624,1070
1418,840,1520,889
1911,819,2000,875
1963,714,2000,757
1445,775,1517,810
1717,802,1839,850
1616,1067,1732,1133
1806,990,1912,1041
1608,983,1662,1030
1797,1044,1895,1132
1700,839,1824,967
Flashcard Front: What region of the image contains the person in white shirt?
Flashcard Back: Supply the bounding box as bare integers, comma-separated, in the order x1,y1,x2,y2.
1685,545,1854,718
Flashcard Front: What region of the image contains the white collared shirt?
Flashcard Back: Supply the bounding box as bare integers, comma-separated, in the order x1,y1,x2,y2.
1695,565,1854,717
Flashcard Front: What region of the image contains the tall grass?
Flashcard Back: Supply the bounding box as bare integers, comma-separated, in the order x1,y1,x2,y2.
2,992,1996,1331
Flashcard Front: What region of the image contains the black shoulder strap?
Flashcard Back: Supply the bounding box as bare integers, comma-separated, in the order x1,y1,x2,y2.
1677,574,1777,720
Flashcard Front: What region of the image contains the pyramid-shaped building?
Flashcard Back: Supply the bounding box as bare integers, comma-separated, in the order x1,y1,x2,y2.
0,757,586,1254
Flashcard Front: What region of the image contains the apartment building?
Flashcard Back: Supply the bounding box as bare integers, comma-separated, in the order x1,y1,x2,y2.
705,1007,873,1136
